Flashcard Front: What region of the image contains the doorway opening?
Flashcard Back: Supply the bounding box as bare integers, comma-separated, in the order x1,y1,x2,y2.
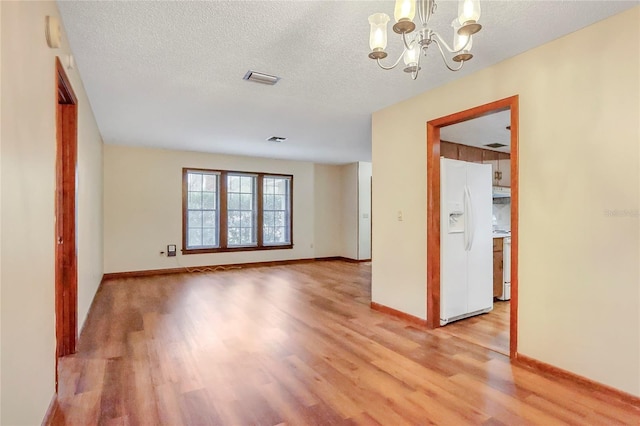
55,57,78,385
426,96,519,358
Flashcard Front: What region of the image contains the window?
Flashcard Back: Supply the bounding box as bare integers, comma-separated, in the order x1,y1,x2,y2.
263,176,291,245
183,168,293,254
185,171,220,249
227,174,257,247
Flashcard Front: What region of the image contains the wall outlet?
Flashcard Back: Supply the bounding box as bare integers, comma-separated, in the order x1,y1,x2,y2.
167,244,177,257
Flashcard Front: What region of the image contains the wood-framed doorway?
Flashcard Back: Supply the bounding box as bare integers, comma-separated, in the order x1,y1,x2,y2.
55,57,78,377
426,95,519,358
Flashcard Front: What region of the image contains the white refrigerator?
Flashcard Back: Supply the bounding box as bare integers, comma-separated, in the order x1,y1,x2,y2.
440,158,493,326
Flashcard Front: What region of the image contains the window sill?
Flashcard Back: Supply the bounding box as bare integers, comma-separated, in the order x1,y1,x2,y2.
182,244,294,255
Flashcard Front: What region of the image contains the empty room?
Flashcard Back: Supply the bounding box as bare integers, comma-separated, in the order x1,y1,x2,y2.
1,1,639,425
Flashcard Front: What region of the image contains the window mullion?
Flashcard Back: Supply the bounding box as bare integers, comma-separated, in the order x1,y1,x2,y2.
257,174,264,248
220,171,228,249
182,169,189,252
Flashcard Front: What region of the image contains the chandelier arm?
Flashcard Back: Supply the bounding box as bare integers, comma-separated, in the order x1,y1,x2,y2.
431,31,471,54
433,39,465,72
411,46,423,80
376,49,407,70
402,31,415,51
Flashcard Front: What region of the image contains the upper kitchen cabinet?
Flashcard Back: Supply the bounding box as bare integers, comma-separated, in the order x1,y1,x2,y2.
458,144,484,163
440,141,511,186
497,154,510,187
440,141,459,159
483,150,510,187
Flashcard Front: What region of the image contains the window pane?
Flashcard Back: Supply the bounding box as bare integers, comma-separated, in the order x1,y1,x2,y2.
264,226,274,243
228,227,240,246
228,211,241,227
240,211,253,227
274,195,285,210
202,192,216,209
241,228,252,244
274,227,286,243
275,180,286,194
264,211,274,227
188,228,202,247
188,211,202,228
188,173,202,191
202,228,216,246
188,192,202,209
240,193,252,210
228,193,240,210
275,211,285,227
203,211,216,227
203,174,216,191
228,175,240,192
241,176,253,193
264,194,274,210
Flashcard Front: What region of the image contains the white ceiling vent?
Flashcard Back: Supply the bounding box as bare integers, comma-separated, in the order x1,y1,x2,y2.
243,70,280,85
267,136,287,143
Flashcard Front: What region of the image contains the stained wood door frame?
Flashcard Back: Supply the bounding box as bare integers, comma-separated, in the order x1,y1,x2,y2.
426,95,519,358
55,57,78,371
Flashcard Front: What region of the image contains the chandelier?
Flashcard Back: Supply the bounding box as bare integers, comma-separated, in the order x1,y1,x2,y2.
368,0,482,79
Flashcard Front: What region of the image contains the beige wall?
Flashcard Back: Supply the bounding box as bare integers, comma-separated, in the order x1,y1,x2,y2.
340,163,359,259
104,145,330,272
0,2,3,421
372,7,639,395
314,164,343,258
0,1,104,424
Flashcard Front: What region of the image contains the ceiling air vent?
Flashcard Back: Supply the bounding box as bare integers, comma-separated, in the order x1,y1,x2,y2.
484,143,507,148
243,70,280,85
267,136,287,143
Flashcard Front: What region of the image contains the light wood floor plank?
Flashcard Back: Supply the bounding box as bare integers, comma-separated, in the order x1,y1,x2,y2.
49,261,640,425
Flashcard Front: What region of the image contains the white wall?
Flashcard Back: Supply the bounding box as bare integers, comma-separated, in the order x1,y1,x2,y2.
372,7,639,396
104,145,322,272
0,1,104,424
358,162,372,260
314,164,343,258
340,163,359,259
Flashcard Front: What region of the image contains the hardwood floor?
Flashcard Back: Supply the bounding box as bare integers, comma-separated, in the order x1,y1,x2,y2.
437,300,510,356
49,261,640,425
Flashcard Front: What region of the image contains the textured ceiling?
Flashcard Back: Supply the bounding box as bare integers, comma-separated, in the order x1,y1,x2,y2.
442,110,511,153
57,1,637,164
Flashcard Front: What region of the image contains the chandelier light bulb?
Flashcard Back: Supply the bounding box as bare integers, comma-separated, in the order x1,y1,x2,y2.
368,13,390,51
394,0,416,22
452,20,472,51
458,0,481,25
403,43,420,66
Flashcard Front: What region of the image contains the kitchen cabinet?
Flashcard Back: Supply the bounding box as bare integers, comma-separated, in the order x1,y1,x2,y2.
497,158,510,187
493,238,504,298
440,141,511,186
458,144,484,163
484,151,510,187
440,141,459,159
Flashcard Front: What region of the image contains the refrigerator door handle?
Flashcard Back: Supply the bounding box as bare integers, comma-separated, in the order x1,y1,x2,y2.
464,185,475,251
